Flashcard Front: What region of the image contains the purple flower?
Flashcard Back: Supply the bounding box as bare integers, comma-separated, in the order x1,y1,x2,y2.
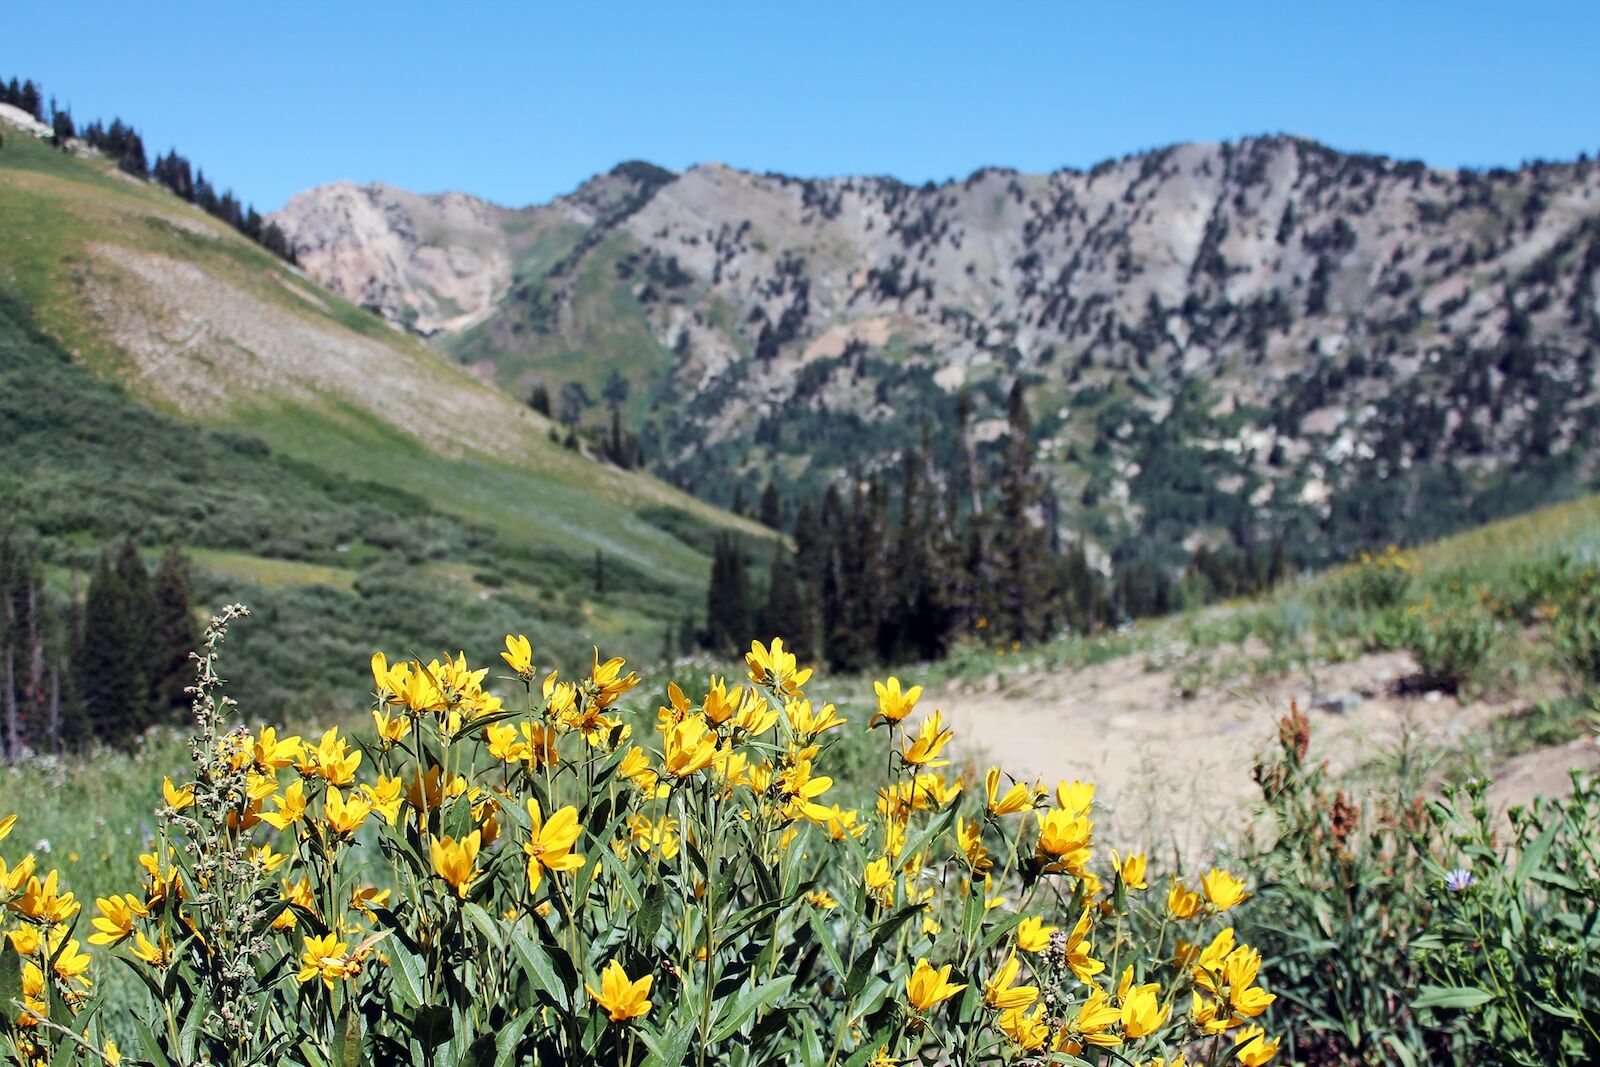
1445,868,1474,893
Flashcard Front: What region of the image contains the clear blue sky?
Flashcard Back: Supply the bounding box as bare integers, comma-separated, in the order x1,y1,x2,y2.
8,2,1598,211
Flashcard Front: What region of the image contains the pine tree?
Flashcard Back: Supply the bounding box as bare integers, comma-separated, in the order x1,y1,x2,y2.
758,546,805,655
994,381,1047,642
80,549,146,743
150,547,196,722
758,481,783,530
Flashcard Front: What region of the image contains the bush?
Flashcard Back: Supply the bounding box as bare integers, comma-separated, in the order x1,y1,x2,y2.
1402,606,1501,698
1323,545,1419,613
0,610,1284,1066
1235,707,1437,1064
1412,775,1600,1065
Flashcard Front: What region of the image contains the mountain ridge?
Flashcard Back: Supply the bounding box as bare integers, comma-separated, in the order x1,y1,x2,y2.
272,134,1600,570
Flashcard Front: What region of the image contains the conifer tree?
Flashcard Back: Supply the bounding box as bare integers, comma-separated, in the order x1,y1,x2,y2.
80,549,146,743
758,481,783,530
150,547,196,722
759,546,805,657
994,381,1047,642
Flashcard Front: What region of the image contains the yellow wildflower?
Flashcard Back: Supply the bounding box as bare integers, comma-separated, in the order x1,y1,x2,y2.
322,787,373,837
1016,915,1058,952
985,950,1038,1010
661,715,719,778
900,710,954,768
88,893,148,946
430,831,481,898
905,958,966,1012
1167,877,1201,919
501,633,535,677
1234,1026,1280,1066
870,676,922,727
746,637,812,697
985,767,1035,816
524,800,585,894
295,932,364,990
587,959,653,1023
1120,982,1170,1038
162,777,194,811
1202,868,1250,911
1112,849,1149,890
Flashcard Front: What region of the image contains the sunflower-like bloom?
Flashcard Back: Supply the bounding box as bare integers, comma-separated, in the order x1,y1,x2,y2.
524,800,585,893
956,816,992,873
905,958,966,1012
984,950,1038,1010
295,932,364,990
1034,808,1093,875
786,698,846,738
88,893,148,946
1202,868,1250,911
900,711,954,768
662,715,719,778
162,777,194,811
870,676,922,727
430,831,481,898
998,1002,1049,1051
1233,1026,1280,1066
501,634,535,677
1016,915,1058,952
985,767,1035,816
587,959,653,1023
298,727,362,786
15,870,78,924
1167,877,1201,919
322,787,373,837
1063,907,1105,982
746,637,812,697
590,649,642,709
0,853,36,897
260,780,308,832
1112,849,1149,890
1056,779,1094,816
864,857,895,906
1070,987,1124,1047
1120,981,1170,1038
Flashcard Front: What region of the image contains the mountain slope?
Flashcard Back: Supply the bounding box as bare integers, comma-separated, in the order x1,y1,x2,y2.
275,138,1600,569
0,116,766,706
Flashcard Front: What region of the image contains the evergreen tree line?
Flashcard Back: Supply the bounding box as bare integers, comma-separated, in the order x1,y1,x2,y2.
700,381,1294,671
0,72,295,264
0,537,197,762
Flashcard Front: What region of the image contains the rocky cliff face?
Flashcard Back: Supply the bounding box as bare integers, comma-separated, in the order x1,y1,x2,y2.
272,139,1600,563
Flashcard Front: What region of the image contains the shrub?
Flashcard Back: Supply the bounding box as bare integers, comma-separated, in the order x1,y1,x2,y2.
0,609,1283,1066
1402,606,1501,698
1411,775,1600,1064
1323,545,1419,613
1235,707,1437,1064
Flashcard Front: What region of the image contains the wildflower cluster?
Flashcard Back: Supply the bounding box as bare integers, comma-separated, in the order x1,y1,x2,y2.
9,622,1280,1065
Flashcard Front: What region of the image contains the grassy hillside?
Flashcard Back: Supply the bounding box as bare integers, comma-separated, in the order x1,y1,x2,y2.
0,126,769,714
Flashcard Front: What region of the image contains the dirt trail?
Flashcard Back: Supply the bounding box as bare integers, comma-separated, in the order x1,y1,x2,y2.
931,647,1599,853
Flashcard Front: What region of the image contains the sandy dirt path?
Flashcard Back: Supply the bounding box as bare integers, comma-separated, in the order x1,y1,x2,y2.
929,647,1599,854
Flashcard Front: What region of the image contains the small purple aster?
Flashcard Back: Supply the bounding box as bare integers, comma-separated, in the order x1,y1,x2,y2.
1445,868,1474,893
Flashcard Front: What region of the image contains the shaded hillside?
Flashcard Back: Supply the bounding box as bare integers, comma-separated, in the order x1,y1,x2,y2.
0,113,767,715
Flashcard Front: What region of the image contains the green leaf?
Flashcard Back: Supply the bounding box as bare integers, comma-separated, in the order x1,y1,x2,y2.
462,902,503,950
1412,984,1495,1010
639,1021,696,1067
492,1010,540,1067
389,943,427,1010
844,904,922,999
339,1001,366,1067
510,928,574,1010
411,1005,454,1051
0,940,21,1017
133,1017,175,1067
710,975,794,1042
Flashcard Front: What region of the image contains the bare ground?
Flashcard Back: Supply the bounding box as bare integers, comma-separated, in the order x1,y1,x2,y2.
933,647,1600,855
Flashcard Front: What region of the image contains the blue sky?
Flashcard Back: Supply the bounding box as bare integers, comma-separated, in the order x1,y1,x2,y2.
8,2,1598,211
